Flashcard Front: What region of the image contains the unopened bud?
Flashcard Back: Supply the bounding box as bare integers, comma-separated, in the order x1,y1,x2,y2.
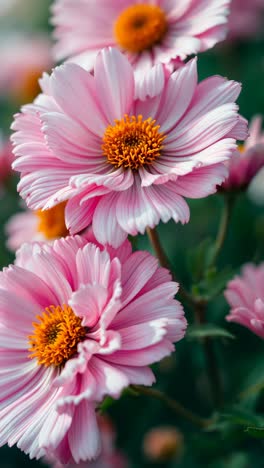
143,426,184,462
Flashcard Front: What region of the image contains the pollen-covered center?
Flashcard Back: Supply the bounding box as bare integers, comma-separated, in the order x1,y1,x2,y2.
114,4,168,53
36,201,69,240
28,304,87,367
102,114,166,171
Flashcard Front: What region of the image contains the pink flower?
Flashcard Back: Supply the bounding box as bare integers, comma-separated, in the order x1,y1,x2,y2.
0,34,52,103
225,263,264,339
52,0,231,72
220,116,264,191
49,415,127,468
0,133,14,194
227,0,264,41
5,202,69,252
12,48,247,247
0,235,186,463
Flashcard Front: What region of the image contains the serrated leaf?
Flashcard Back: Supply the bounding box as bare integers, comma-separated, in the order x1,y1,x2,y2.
245,426,264,438
187,324,235,340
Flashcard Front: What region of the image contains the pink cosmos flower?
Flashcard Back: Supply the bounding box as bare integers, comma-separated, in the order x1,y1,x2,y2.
0,133,14,195
52,0,231,72
12,48,247,248
220,116,264,191
5,202,69,252
0,235,186,463
50,415,127,468
227,0,264,41
225,263,264,339
0,34,52,103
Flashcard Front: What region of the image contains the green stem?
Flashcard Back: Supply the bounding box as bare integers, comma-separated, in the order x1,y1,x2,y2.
209,195,235,269
195,301,223,408
132,385,210,429
146,227,171,270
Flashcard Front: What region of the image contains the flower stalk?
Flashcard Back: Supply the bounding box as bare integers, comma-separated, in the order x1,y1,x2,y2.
209,194,235,269
132,385,211,429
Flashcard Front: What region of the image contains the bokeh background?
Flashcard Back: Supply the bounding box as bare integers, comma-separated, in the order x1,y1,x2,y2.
0,1,264,466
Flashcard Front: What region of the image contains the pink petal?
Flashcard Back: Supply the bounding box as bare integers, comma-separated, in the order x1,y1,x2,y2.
158,58,198,134
93,192,127,248
115,177,190,236
70,284,107,327
68,401,101,463
51,63,107,137
94,47,134,122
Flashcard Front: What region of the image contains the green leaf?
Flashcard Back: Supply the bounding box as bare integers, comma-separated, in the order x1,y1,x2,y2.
238,354,264,403
206,407,264,433
186,324,235,341
98,396,115,413
195,267,235,300
187,237,215,282
220,407,264,427
245,426,264,439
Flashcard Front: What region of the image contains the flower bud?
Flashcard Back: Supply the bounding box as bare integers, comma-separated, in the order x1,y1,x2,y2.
143,426,184,462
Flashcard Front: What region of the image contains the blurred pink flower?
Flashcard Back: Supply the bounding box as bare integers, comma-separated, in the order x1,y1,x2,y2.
0,235,186,463
0,35,52,103
12,48,247,247
52,0,231,72
5,202,69,252
0,133,14,194
0,0,16,15
249,167,264,205
225,263,264,338
227,0,264,41
50,415,127,468
220,116,264,191
5,210,40,251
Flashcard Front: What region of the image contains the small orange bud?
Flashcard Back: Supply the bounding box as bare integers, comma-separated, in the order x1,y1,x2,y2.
143,426,184,462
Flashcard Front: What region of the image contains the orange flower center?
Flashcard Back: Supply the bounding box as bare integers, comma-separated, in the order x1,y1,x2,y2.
14,68,43,104
102,114,166,171
28,304,87,367
114,4,168,53
238,143,245,153
36,202,69,240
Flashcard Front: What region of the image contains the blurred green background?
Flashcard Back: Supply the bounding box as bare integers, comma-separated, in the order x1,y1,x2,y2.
0,1,264,467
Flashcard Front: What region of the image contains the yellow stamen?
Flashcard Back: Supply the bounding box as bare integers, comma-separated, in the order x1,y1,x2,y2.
102,114,166,171
114,4,167,53
36,202,68,240
28,304,87,367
